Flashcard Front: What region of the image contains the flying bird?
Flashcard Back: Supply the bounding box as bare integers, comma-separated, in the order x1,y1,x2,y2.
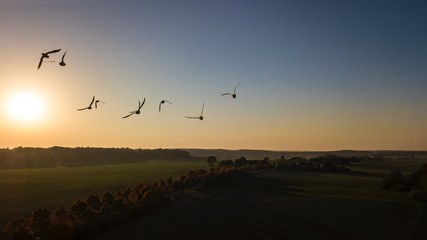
95,99,105,109
159,100,173,112
221,82,241,98
77,96,95,111
122,98,146,119
185,102,204,120
37,49,61,70
59,50,67,66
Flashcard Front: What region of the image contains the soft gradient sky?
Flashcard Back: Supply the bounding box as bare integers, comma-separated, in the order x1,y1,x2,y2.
0,0,426,150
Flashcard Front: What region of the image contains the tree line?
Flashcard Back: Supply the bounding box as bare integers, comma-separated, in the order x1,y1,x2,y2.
0,147,192,168
382,163,427,201
208,154,366,172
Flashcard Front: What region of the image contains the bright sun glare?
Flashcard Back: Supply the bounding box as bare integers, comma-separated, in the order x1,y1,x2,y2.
6,92,45,123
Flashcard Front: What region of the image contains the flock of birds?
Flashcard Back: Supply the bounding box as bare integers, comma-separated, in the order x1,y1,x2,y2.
37,49,240,120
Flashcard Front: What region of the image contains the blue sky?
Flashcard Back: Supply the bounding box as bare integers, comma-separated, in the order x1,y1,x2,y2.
0,0,426,150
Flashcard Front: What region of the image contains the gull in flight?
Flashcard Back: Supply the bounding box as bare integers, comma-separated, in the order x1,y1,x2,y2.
59,50,67,66
122,98,146,119
95,99,105,109
159,100,173,112
221,82,241,99
185,102,204,120
37,49,61,70
77,96,95,111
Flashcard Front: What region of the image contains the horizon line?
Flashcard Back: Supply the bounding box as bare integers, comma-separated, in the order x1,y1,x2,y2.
2,146,427,152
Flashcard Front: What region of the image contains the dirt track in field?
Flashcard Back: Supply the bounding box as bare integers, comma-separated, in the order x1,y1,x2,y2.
96,170,427,240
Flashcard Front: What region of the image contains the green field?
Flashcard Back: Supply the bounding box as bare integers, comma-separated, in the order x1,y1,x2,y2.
96,157,427,240
1,155,427,239
0,160,207,228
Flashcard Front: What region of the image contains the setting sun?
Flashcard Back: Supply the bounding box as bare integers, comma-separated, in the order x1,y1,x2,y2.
6,91,45,123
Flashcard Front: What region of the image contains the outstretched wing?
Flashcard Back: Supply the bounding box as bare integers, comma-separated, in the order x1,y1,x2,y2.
46,49,61,54
164,100,173,104
122,112,135,119
221,93,231,96
95,100,105,109
139,98,146,109
200,102,204,116
61,50,67,61
233,82,241,93
37,56,44,70
159,102,162,112
77,107,87,111
89,96,95,107
185,116,199,119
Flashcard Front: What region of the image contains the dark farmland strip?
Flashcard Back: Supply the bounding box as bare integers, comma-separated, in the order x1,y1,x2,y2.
96,170,427,240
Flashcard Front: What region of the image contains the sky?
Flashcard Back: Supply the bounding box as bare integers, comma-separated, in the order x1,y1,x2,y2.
0,0,426,151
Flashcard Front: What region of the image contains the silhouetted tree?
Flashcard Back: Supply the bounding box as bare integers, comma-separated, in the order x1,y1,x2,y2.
70,200,88,217
409,173,427,201
234,157,247,167
218,160,233,167
30,206,51,237
166,177,173,186
322,162,337,172
4,216,33,240
112,196,127,211
101,192,114,206
127,189,141,205
382,170,407,191
262,157,270,165
45,206,78,240
407,163,427,187
86,195,102,211
207,156,217,166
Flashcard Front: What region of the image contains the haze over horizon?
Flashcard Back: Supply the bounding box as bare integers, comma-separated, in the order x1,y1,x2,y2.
1,0,426,151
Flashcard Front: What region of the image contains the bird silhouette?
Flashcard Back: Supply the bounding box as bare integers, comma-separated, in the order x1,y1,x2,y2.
77,96,95,111
159,100,173,112
37,49,61,70
221,82,241,98
122,98,146,119
185,102,204,120
59,50,67,66
95,99,105,109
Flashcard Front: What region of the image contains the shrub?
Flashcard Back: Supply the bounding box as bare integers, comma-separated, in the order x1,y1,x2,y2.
410,174,427,201
4,216,33,240
45,206,78,240
86,195,102,211
30,206,51,237
101,192,114,206
207,156,217,166
218,160,233,167
407,163,427,187
382,170,407,191
112,196,127,212
70,200,88,217
234,157,247,166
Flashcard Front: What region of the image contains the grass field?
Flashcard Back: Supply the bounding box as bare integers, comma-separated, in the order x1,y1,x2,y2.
1,156,427,239
0,160,207,228
96,157,427,240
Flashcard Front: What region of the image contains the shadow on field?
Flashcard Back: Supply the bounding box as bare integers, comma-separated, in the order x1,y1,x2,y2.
96,169,427,240
96,170,355,240
217,170,309,198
